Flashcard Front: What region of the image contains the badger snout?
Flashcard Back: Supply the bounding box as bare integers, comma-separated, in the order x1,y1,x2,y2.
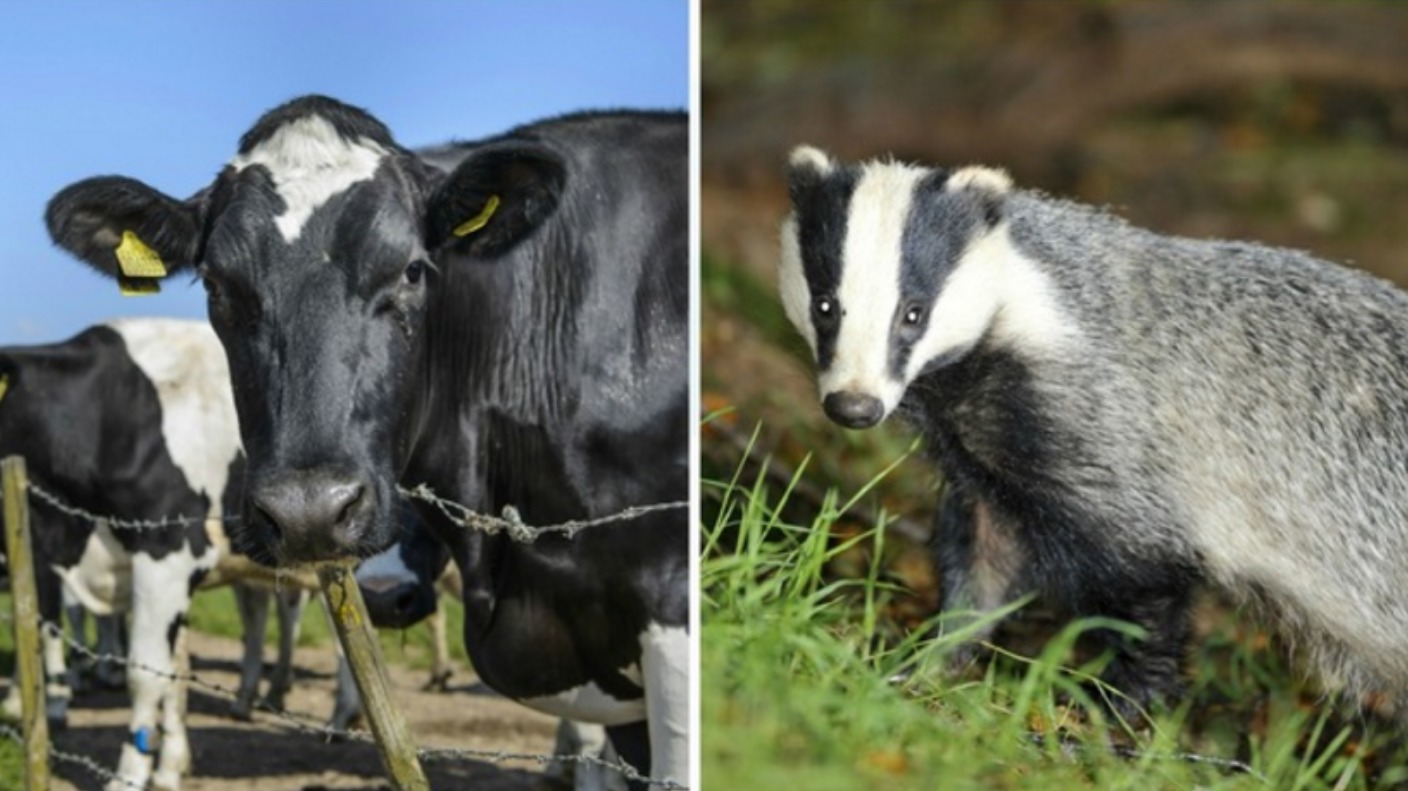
823,391,884,429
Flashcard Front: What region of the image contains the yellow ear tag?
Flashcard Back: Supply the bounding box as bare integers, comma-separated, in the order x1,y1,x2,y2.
0,374,8,404
115,230,168,278
452,194,501,237
118,277,161,297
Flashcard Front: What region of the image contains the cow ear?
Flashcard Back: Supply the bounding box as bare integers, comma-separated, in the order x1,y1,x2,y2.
46,176,203,288
423,144,567,259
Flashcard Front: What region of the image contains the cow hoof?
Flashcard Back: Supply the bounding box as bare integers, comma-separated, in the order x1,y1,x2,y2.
260,690,287,712
326,709,365,736
95,668,127,691
151,768,183,791
44,698,70,730
422,670,452,692
228,698,254,721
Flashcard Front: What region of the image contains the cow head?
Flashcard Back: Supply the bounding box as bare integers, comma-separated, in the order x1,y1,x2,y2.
46,95,567,565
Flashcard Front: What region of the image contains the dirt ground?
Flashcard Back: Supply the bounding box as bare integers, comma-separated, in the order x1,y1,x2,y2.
38,630,566,791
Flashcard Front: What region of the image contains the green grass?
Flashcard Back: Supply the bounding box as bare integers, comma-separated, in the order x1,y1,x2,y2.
701,427,1405,790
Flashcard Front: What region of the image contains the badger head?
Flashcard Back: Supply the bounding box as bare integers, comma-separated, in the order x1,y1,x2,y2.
779,146,1017,429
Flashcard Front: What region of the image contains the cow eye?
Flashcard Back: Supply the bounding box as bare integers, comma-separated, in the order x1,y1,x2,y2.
405,259,426,285
197,266,222,300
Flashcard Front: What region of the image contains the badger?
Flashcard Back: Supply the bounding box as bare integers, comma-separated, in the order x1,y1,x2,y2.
778,145,1408,718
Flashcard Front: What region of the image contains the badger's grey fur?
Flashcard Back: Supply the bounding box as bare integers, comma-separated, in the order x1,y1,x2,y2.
780,145,1408,717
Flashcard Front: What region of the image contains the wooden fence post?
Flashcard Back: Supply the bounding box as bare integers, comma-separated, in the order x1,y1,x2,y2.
3,455,50,791
318,562,429,791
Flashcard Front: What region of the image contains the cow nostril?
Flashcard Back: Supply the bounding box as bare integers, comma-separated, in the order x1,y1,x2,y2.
394,589,416,615
334,484,365,528
252,501,282,541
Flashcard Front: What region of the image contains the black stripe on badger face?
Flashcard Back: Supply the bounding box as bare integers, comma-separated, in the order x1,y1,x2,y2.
788,163,860,372
891,169,997,380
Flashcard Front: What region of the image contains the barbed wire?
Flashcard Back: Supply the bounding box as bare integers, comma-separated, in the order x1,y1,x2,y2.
399,483,689,542
3,474,692,788
10,478,686,543
0,722,146,790
25,481,219,532
26,616,688,789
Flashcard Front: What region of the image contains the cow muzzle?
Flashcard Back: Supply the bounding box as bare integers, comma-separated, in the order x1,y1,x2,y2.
250,470,374,563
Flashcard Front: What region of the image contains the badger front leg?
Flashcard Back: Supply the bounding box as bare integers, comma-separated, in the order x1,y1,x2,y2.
932,487,1029,666
1086,577,1193,725
639,623,689,787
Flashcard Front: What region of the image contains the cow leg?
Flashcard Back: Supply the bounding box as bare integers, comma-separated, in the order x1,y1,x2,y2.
318,595,362,731
112,552,191,791
549,719,628,791
265,587,309,711
34,550,73,728
231,583,270,719
604,722,650,791
93,613,127,690
63,597,89,693
153,615,192,791
327,653,362,732
639,623,689,788
40,620,72,728
424,602,452,691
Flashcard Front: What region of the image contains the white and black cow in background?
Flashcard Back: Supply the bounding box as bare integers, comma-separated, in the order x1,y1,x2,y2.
47,95,690,787
0,318,359,791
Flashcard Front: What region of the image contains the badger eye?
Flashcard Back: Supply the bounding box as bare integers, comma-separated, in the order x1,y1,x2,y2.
813,295,837,322
902,305,923,326
405,259,426,285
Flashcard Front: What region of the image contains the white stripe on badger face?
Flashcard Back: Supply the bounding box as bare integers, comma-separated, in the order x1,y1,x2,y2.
106,319,242,525
818,162,928,414
230,115,388,243
778,215,816,355
903,225,1079,384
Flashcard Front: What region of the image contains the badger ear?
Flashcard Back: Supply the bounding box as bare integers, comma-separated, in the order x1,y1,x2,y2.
786,145,835,204
423,143,567,259
46,177,204,288
946,165,1013,227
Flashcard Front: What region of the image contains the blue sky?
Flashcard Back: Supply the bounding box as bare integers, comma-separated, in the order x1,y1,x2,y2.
0,1,688,344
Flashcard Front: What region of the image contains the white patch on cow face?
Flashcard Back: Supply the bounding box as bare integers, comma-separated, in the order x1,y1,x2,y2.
230,115,388,243
106,319,242,523
522,681,646,726
778,215,816,355
817,162,927,414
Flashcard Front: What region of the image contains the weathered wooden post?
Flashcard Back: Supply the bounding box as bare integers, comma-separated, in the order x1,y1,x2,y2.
317,562,429,791
3,456,50,791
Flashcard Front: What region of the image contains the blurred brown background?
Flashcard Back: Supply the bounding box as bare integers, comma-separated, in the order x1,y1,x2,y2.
701,0,1408,614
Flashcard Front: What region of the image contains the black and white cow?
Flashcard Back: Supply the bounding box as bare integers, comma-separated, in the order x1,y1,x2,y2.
47,95,690,786
0,318,358,791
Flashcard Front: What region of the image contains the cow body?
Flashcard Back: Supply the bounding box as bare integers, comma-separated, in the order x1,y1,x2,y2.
48,96,690,786
0,318,358,790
